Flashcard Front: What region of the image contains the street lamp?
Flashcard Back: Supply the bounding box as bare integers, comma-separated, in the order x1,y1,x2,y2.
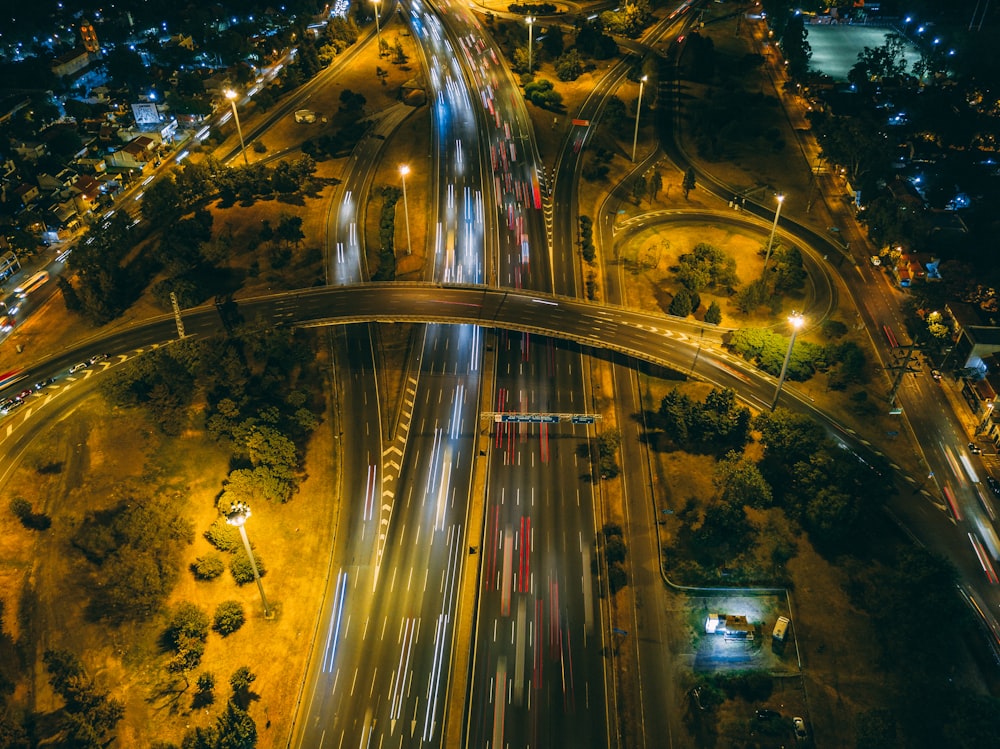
399,164,412,255
631,75,647,163
226,502,272,619
225,89,248,167
372,0,383,57
762,193,784,275
771,313,805,411
525,16,535,72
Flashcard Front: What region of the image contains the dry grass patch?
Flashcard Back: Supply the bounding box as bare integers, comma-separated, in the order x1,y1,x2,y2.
0,360,338,746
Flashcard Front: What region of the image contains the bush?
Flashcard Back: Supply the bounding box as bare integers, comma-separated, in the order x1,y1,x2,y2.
230,549,267,585
213,601,246,636
9,497,31,519
192,553,226,581
608,561,628,593
205,517,241,552
167,602,210,644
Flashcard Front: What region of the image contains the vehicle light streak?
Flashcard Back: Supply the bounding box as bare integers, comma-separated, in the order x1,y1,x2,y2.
321,570,349,672
969,533,999,584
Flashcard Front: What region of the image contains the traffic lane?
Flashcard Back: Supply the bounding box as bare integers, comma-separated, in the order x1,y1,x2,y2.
474,336,604,748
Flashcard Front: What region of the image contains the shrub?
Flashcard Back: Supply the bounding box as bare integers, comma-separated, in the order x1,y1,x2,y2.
213,601,246,636
608,562,628,593
192,553,226,581
205,518,241,552
167,602,210,643
230,549,267,585
9,497,31,519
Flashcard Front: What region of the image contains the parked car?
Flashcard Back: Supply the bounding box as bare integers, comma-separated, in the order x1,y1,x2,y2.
793,716,808,740
756,708,780,721
987,475,1000,497
68,362,88,374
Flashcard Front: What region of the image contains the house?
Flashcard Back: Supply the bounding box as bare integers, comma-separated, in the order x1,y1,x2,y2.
891,252,941,287
946,302,1000,374
13,183,39,206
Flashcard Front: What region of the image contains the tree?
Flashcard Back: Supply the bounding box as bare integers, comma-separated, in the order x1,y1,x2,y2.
598,429,622,478
216,700,257,748
192,553,225,581
230,548,267,585
43,649,124,746
714,452,772,509
213,601,246,636
682,168,696,199
167,602,211,644
669,288,692,317
555,49,583,81
194,672,216,708
649,170,663,200
704,300,722,324
780,13,811,81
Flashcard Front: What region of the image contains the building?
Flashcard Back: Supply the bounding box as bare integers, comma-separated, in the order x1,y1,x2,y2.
80,19,100,54
51,48,91,79
705,613,755,640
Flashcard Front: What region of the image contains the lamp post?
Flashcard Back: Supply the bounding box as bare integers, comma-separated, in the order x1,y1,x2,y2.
631,75,647,163
225,89,248,166
771,313,805,411
761,193,784,275
226,502,272,618
526,16,535,72
399,164,412,255
373,0,383,57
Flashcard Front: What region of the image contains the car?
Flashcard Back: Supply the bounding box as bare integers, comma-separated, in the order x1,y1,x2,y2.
756,708,780,721
88,353,108,364
931,369,942,381
68,362,88,374
33,377,55,390
793,716,808,740
15,388,33,401
0,398,13,412
3,398,25,414
987,475,1000,497
970,442,983,455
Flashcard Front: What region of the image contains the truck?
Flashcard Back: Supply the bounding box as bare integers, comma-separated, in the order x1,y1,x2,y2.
772,616,790,644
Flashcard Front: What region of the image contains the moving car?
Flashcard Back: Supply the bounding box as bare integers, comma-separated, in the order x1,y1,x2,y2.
68,362,88,374
793,716,808,740
15,388,32,401
970,442,983,455
88,353,108,364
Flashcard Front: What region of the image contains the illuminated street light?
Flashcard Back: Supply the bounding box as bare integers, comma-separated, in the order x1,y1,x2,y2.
771,313,805,411
399,164,412,256
526,16,535,72
631,75,647,163
226,502,273,618
762,193,785,276
224,89,248,166
373,0,383,57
